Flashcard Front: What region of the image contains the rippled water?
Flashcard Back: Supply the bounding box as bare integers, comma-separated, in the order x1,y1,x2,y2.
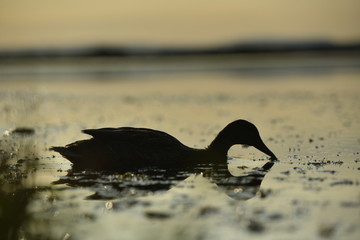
0,55,359,240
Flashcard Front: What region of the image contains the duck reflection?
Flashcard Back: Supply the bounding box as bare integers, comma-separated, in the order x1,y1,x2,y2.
51,119,277,200
53,160,275,200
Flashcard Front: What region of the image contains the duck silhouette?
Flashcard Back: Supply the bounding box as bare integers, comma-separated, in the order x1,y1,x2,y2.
50,119,277,171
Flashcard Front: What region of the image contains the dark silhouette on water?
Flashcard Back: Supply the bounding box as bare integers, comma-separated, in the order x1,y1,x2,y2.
50,120,277,171
51,119,277,200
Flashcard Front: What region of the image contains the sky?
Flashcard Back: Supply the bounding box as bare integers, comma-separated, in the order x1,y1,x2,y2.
0,0,359,50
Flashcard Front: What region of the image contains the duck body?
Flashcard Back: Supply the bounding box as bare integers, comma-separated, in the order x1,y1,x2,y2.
52,127,208,170
51,120,277,171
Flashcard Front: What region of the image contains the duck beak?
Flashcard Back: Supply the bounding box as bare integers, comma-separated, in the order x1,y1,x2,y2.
254,139,277,161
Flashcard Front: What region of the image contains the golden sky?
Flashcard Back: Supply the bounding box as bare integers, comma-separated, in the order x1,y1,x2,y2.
0,0,359,49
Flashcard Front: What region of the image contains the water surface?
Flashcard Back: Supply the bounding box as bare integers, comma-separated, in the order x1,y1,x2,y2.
0,55,359,240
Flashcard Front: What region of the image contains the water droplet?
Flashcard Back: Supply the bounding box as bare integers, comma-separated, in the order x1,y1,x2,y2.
105,201,113,210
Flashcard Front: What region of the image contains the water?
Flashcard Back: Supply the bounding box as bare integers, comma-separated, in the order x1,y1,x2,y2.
0,54,359,240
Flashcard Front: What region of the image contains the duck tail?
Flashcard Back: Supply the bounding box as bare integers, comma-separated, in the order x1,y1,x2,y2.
49,146,79,161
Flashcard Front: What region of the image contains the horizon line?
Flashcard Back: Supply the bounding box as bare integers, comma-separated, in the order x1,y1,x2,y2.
1,40,360,58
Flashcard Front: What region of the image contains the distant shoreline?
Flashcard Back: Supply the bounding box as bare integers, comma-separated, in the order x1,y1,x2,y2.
1,40,360,59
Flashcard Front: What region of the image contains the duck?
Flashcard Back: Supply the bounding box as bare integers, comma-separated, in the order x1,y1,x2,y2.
50,119,277,171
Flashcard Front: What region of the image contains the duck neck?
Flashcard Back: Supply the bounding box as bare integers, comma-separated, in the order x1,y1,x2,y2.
207,133,232,157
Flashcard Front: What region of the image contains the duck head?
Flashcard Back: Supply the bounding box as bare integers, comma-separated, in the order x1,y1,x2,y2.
209,120,277,160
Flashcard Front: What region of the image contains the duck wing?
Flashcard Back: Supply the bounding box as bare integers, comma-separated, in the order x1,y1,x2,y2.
82,127,182,145
79,127,193,168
